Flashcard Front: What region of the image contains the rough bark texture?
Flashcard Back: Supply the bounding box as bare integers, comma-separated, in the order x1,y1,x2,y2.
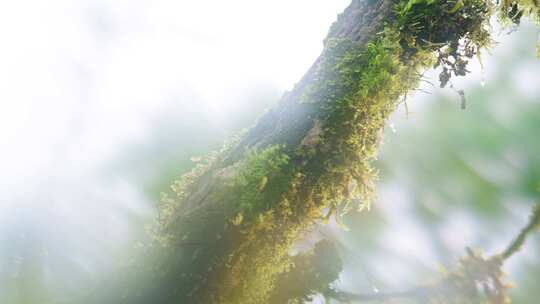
225,0,394,164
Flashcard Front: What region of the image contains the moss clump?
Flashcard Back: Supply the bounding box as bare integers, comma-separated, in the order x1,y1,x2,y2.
395,0,492,87
498,0,540,24
229,145,294,223
298,0,493,218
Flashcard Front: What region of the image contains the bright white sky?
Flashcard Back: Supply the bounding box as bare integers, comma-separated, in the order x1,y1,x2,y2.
0,0,348,198
0,0,349,297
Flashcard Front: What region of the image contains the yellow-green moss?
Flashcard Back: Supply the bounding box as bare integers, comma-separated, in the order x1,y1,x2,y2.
229,144,294,222
498,0,540,24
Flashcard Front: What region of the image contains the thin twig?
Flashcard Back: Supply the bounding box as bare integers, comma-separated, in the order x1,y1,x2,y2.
327,202,540,303
500,203,540,260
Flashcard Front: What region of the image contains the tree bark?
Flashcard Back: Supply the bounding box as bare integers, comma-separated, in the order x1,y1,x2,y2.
160,2,398,302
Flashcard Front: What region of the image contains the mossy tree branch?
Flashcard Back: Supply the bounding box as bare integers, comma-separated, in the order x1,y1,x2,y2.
99,1,540,303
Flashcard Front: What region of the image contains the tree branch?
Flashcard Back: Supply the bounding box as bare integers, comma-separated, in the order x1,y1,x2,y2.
327,202,540,303
501,203,540,260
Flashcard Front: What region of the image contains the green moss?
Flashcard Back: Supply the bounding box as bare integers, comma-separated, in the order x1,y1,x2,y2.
498,0,540,25
299,30,429,215
294,0,496,218
396,0,492,86
496,0,540,56
229,144,295,222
